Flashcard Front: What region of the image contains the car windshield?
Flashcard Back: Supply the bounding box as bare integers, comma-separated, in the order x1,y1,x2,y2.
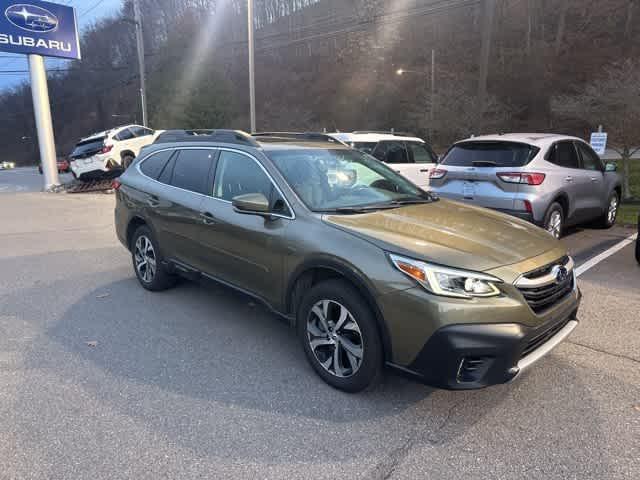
441,141,539,167
266,148,434,212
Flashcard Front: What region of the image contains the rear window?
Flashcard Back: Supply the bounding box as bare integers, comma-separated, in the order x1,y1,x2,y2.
441,142,539,168
71,137,106,157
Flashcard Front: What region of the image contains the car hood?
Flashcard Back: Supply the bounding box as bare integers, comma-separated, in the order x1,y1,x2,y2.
323,199,562,273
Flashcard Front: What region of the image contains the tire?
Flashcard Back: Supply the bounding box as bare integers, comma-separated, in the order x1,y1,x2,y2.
122,155,135,170
296,279,383,393
131,225,176,291
543,202,564,239
597,191,619,229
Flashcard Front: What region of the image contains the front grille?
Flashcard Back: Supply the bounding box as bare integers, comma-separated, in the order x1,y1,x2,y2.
521,317,570,358
516,256,574,314
518,275,574,313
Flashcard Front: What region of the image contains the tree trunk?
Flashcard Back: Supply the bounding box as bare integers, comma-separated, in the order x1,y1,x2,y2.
623,148,632,200
555,1,569,54
625,0,636,39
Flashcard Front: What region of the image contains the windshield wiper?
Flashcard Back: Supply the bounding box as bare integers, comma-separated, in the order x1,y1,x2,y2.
318,204,401,214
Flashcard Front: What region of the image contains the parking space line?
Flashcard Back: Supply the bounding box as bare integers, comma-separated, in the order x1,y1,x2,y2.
575,233,638,277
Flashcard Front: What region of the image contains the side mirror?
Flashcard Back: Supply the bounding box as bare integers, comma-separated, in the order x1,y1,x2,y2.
232,193,270,215
605,162,617,172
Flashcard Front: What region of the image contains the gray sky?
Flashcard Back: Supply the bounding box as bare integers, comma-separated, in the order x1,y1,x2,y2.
0,0,123,92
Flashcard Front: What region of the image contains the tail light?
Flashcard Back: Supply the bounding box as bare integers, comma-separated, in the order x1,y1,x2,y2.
111,178,122,190
523,199,533,213
497,172,546,185
101,144,113,154
429,168,447,179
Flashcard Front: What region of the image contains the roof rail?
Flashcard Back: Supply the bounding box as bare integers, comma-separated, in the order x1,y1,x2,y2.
153,129,260,147
252,132,341,143
351,130,417,137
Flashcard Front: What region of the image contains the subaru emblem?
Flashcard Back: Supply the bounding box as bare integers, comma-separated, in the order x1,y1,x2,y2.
551,265,569,283
5,4,59,33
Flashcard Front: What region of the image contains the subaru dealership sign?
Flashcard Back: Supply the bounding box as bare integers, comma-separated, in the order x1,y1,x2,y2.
0,1,80,59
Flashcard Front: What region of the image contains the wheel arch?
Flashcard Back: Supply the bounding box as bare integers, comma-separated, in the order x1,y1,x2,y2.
120,149,136,160
285,257,393,362
550,192,570,220
125,215,158,251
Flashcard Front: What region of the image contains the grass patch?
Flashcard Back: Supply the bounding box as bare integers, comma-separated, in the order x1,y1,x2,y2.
617,203,638,226
610,159,640,199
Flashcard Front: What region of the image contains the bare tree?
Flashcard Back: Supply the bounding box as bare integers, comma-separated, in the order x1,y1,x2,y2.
552,60,640,199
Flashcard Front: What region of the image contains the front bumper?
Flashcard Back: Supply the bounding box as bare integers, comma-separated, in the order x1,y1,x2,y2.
381,272,581,390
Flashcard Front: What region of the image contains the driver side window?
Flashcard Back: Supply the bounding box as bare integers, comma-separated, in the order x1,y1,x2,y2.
213,151,289,215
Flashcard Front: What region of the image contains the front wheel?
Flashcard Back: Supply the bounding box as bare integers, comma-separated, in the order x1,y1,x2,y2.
297,280,383,393
544,202,564,239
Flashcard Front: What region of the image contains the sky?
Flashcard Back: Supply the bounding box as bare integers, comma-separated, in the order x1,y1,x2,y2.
0,0,123,92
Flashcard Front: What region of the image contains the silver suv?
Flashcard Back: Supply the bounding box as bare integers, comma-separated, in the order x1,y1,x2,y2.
428,134,622,238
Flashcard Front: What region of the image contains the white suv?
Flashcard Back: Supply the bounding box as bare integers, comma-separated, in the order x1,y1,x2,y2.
328,131,438,188
70,125,163,180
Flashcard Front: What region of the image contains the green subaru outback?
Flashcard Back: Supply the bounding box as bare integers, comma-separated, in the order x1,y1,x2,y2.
114,130,580,392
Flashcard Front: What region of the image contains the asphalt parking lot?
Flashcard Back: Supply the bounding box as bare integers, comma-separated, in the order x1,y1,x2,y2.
1,168,639,479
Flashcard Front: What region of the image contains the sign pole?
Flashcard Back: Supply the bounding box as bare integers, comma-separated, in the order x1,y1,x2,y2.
28,53,59,190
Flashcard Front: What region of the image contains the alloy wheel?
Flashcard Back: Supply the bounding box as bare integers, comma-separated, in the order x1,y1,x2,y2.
547,211,562,239
306,300,364,378
607,196,618,224
134,235,157,283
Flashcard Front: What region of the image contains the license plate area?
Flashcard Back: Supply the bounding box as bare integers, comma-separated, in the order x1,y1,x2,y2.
463,181,475,199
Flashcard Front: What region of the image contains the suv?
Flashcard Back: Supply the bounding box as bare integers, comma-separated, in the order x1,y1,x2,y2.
70,125,162,180
428,134,622,238
328,131,438,188
114,130,580,392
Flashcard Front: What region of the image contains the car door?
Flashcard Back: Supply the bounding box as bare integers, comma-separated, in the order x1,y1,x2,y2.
146,148,217,270
574,141,606,219
197,149,292,306
545,141,585,222
405,141,438,188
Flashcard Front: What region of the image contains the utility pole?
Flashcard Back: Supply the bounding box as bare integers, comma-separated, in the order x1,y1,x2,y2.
133,0,148,127
28,54,59,190
477,0,496,130
429,49,435,141
248,0,256,133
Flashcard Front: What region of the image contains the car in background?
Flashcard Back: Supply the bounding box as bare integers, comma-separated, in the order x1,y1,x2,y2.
328,131,438,188
38,157,70,174
0,161,16,169
70,125,163,180
114,130,580,393
428,134,622,238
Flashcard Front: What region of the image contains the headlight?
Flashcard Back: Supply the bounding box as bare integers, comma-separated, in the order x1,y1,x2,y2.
389,254,502,298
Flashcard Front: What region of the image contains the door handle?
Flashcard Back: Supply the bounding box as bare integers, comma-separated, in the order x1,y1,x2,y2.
590,177,599,182
419,169,430,173
200,211,216,225
564,176,573,183
147,195,160,207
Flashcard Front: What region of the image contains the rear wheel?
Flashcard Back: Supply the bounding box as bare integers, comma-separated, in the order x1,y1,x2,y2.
598,192,619,228
131,225,176,291
544,202,564,239
297,280,383,393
